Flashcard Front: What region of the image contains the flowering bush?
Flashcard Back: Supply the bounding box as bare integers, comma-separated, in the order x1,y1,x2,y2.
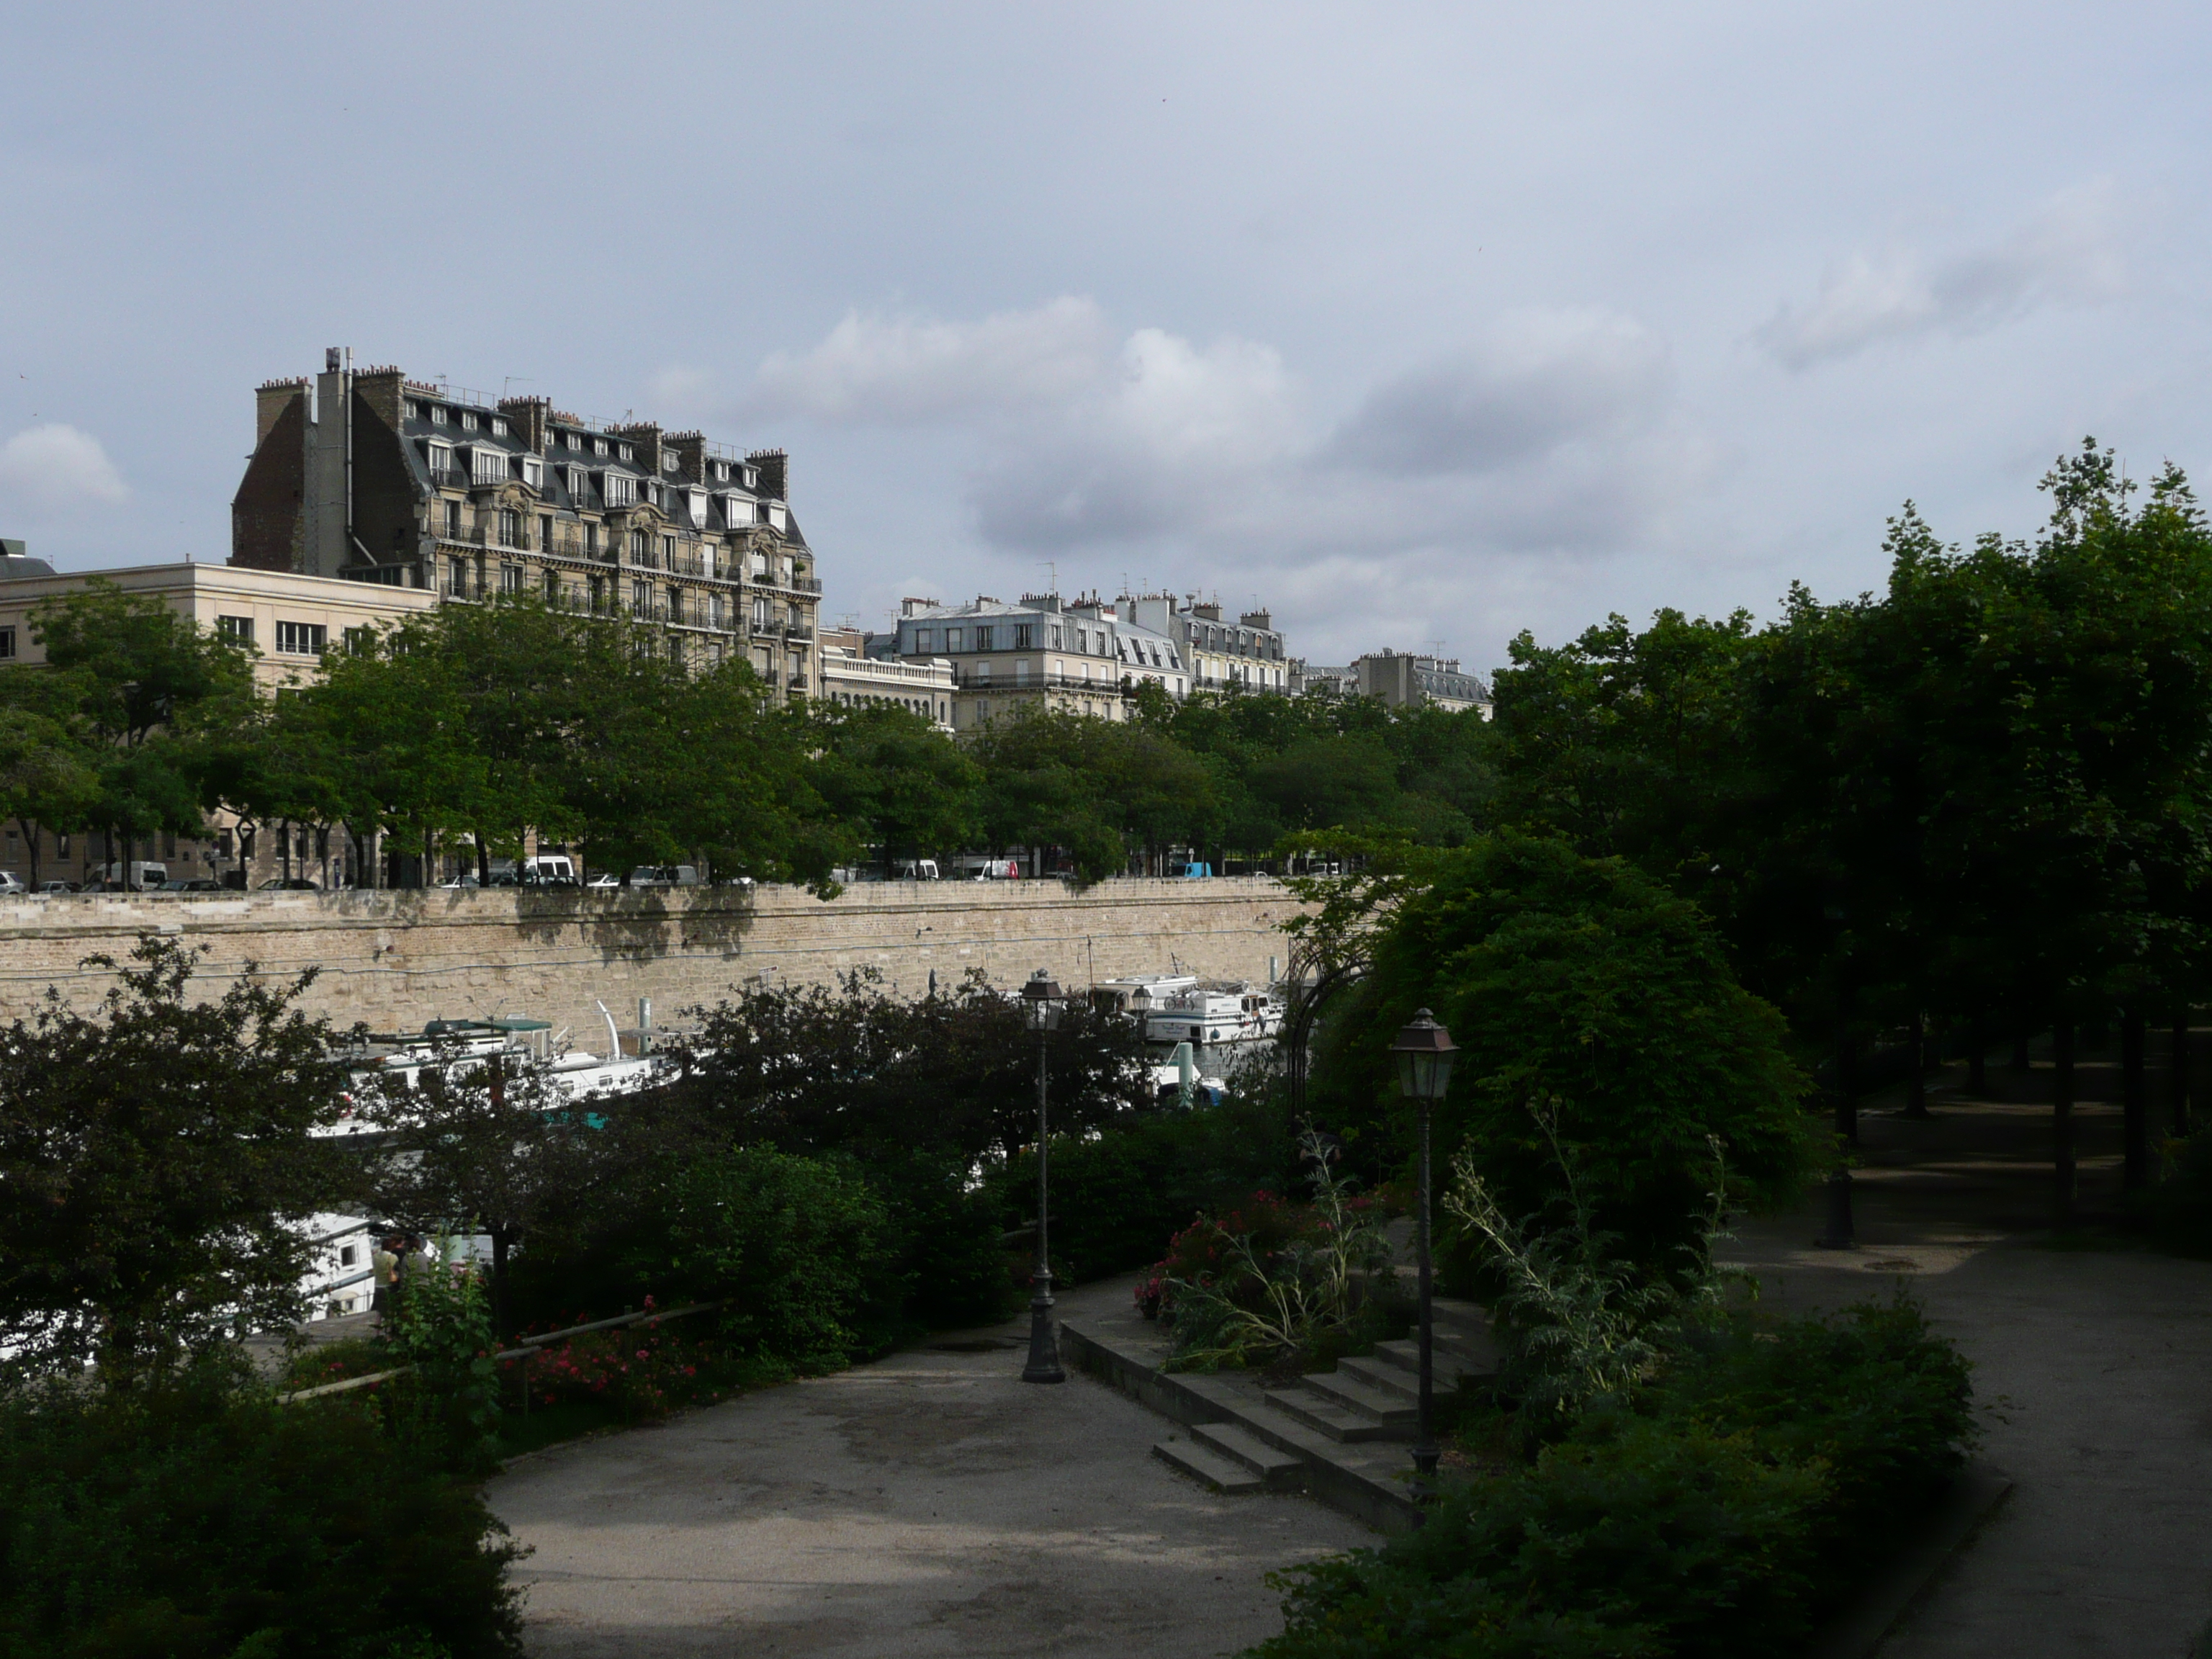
1143,1128,1399,1371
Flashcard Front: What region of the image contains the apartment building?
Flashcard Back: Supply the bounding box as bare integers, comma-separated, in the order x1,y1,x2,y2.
888,593,1191,732
819,625,956,730
1120,594,1290,693
231,351,822,698
1354,649,1492,714
0,554,437,886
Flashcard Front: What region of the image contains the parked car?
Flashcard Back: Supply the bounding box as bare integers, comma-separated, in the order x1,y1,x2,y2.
158,877,225,893
627,865,701,888
36,879,76,894
256,877,320,891
438,873,481,889
584,871,621,890
0,871,27,896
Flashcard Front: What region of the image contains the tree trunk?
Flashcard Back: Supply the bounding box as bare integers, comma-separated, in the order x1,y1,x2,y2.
2054,1020,2077,1228
1905,1010,1930,1118
2175,1005,2193,1139
2012,1020,2032,1071
1967,1010,1987,1096
1836,1025,1860,1148
2123,1009,2148,1190
491,1228,510,1344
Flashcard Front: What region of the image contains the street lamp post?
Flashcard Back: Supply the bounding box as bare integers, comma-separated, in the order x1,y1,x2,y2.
1020,969,1067,1384
1390,1008,1458,1500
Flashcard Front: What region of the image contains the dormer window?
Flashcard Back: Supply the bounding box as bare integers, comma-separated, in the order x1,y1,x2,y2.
469,446,508,486
593,438,608,457
602,472,637,509
461,411,480,431
618,444,634,462
521,457,543,489
491,416,508,436
405,400,422,419
430,406,449,426
714,462,729,482
663,454,679,473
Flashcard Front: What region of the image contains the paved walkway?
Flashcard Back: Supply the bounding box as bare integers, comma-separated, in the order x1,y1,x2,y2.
1725,1049,2212,1658
485,1278,1369,1658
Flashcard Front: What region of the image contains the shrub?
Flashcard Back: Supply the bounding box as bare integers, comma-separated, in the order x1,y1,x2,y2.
0,1363,521,1659
1251,1295,1977,1659
1155,1130,1401,1372
2149,1128,2212,1256
511,1318,710,1421
637,1146,890,1368
382,1254,500,1473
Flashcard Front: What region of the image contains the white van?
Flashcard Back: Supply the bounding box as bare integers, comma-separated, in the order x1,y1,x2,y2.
519,855,577,886
894,859,941,881
104,861,168,891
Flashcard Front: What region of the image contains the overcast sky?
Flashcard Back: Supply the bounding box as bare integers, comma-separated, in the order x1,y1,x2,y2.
4,3,2208,670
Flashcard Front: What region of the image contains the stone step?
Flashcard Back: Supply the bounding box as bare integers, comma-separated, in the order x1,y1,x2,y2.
1372,1335,1496,1382
1262,1386,1395,1442
1190,1421,1307,1488
1336,1354,1424,1402
1152,1437,1268,1494
1300,1369,1419,1429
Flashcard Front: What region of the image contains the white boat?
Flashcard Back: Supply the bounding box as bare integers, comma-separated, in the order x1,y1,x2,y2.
1142,983,1285,1046
1090,973,1199,1017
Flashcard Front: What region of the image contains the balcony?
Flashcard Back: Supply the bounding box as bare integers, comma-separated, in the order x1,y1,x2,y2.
786,622,814,641
426,465,469,489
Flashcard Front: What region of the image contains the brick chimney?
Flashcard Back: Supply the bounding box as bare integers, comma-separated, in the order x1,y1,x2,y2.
748,448,788,503
255,377,307,446
499,395,551,454
356,366,407,432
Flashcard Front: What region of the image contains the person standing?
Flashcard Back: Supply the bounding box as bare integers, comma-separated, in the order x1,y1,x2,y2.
370,1234,401,1317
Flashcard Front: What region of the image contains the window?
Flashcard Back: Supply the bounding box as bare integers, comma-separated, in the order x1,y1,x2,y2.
521,457,541,489
945,627,963,652
461,411,480,431
914,628,935,652
667,586,684,624
1012,624,1033,649
630,529,651,565
603,472,637,508
343,626,373,656
539,513,554,549
500,564,522,593
661,534,675,566
57,832,70,855
498,508,521,545
0,626,12,660
447,557,468,596
544,568,561,605
975,626,994,652
583,521,600,557
405,401,421,419
444,500,462,538
663,453,679,472
217,615,254,645
431,405,448,426
632,580,649,615
593,438,608,457
618,444,633,462
276,621,327,655
491,416,508,436
470,448,508,486
710,593,726,629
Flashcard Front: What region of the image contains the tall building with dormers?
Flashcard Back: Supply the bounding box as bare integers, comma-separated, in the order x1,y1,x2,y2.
230,351,822,698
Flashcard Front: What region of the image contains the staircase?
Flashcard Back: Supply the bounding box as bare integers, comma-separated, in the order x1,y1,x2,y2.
1143,1300,1497,1509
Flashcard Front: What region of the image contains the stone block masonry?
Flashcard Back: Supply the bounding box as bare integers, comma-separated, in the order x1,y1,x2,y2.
0,877,1305,1040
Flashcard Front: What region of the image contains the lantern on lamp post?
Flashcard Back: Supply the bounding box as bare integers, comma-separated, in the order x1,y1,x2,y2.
1391,1007,1458,1495
1020,969,1067,1384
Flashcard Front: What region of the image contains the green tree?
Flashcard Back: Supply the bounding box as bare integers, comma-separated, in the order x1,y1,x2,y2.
0,940,347,1382
1309,831,1817,1265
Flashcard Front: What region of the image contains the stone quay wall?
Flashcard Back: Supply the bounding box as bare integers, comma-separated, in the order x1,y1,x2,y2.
0,877,1306,1043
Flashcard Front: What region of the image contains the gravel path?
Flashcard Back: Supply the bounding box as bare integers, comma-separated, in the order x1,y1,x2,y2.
485,1285,1369,1658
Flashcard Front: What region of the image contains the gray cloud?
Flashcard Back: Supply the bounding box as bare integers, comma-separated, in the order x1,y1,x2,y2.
1757,182,2126,370
1334,309,1673,477
0,424,127,514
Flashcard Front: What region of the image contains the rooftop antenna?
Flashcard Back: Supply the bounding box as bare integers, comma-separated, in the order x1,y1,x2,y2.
502,376,532,399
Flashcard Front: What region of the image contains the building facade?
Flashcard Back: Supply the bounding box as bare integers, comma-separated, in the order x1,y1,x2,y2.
1353,649,1492,714
819,626,956,729
1120,595,1290,693
0,558,437,888
231,351,822,697
887,593,1192,732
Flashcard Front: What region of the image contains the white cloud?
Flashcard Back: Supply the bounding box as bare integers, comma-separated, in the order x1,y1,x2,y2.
753,296,1113,421
0,424,128,512
754,297,1714,657
1757,182,2126,370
